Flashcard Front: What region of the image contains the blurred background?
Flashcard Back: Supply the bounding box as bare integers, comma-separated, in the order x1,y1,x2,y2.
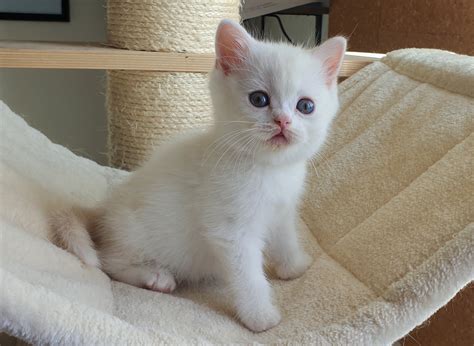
328,0,473,55
244,0,473,54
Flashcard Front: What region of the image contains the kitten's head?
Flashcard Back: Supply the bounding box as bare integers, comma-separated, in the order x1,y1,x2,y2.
209,19,346,166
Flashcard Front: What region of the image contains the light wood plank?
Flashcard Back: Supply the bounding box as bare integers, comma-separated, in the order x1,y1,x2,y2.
0,41,215,73
0,41,384,77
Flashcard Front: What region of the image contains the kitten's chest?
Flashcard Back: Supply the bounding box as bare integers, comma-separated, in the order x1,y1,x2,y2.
240,164,306,212
264,165,305,203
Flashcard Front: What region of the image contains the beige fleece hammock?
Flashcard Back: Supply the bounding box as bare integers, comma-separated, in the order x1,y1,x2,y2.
1,48,473,344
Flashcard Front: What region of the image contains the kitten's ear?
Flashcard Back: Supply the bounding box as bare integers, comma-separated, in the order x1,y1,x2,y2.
313,37,347,87
215,19,253,75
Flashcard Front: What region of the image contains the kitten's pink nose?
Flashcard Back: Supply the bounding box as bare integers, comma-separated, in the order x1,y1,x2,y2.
274,115,292,130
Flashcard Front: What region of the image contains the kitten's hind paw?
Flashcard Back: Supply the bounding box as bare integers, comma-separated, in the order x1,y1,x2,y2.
144,269,176,293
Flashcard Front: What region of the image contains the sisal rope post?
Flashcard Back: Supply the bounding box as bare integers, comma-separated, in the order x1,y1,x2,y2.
106,0,240,170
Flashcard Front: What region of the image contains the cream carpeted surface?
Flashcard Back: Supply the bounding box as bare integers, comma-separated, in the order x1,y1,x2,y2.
1,49,473,345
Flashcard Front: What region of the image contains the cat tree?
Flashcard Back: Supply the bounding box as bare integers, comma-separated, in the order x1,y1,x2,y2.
106,1,240,170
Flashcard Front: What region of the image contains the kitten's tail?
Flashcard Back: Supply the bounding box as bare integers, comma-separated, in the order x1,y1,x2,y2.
49,206,101,268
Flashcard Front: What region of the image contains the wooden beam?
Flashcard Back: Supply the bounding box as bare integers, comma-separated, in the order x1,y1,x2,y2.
340,51,385,79
0,41,384,77
0,41,215,73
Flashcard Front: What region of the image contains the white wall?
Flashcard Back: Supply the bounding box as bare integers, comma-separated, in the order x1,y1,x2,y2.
0,0,108,164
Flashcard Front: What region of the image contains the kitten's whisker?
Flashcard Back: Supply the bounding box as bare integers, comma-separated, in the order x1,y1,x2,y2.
248,138,260,170
226,132,256,172
228,136,248,175
214,120,255,124
224,133,252,174
212,132,257,172
308,158,321,179
202,128,256,165
233,135,256,178
210,134,249,172
202,130,244,166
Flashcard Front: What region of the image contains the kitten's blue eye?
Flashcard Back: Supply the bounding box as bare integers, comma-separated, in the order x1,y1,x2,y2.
296,98,315,115
249,91,270,108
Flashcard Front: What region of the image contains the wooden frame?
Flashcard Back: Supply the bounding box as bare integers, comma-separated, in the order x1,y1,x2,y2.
0,0,69,22
0,41,384,77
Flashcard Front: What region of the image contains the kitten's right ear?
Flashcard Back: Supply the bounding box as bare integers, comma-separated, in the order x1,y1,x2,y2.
215,19,253,75
313,36,347,87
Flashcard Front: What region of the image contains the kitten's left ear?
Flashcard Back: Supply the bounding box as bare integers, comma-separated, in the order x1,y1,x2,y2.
215,19,254,75
313,37,347,87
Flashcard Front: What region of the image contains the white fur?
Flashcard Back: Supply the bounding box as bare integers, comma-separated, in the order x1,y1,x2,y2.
54,20,346,332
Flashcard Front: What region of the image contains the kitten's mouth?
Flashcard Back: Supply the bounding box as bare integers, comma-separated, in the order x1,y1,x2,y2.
268,131,290,146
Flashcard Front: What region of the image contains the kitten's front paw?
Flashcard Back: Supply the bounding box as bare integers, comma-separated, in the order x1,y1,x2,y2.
275,251,312,280
239,304,281,332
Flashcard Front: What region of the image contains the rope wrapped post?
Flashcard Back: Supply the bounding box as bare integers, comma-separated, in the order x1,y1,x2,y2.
106,1,240,170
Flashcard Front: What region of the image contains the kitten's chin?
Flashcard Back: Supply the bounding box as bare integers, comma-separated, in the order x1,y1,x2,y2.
257,136,310,166
268,133,290,147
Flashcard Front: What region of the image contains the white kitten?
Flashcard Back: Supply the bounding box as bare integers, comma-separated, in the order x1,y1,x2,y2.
52,20,346,332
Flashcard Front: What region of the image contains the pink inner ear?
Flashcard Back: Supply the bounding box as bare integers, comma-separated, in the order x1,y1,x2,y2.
314,37,347,87
216,23,250,75
323,55,343,87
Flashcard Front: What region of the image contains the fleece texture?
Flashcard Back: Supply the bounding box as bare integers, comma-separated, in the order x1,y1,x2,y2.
1,48,473,345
